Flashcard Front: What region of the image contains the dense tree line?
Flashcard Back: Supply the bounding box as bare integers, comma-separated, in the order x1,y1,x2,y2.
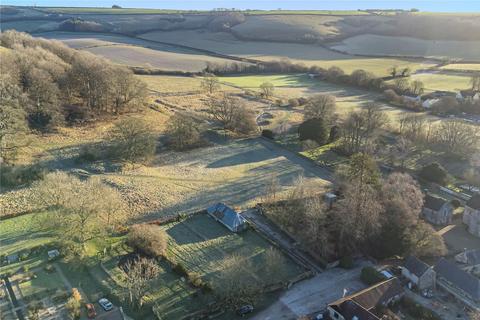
0,31,147,134
265,154,446,261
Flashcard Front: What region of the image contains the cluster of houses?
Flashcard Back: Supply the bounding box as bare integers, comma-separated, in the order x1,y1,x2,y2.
325,252,480,320
327,278,404,320
402,253,480,310
422,193,480,238
403,90,480,110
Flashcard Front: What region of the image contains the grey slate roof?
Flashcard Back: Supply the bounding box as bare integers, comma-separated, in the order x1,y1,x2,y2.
424,194,448,211
466,193,480,210
404,256,430,277
332,300,379,320
207,203,247,232
330,278,404,311
456,249,480,267
434,258,480,301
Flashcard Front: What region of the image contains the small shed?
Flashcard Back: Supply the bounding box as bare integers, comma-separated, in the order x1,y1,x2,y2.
207,203,247,233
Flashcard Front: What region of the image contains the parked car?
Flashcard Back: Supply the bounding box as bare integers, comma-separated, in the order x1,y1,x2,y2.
237,305,254,316
98,298,113,311
85,303,97,318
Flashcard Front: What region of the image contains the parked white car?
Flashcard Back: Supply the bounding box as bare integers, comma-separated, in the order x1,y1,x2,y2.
98,298,113,311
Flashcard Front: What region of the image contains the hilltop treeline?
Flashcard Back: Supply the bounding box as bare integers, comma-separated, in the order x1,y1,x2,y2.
0,30,147,131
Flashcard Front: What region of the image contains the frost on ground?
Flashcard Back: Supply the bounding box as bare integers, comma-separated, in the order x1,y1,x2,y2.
1,138,331,219
103,138,331,219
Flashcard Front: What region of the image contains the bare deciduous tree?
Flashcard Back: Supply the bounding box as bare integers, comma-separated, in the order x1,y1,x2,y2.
201,74,220,94
0,104,29,164
264,247,287,283
206,93,237,131
123,257,160,308
435,119,479,157
127,224,168,258
214,254,262,309
410,80,425,95
406,222,447,258
259,82,274,99
303,94,336,122
166,113,203,150
108,118,157,163
471,73,480,91
340,103,388,155
33,172,126,259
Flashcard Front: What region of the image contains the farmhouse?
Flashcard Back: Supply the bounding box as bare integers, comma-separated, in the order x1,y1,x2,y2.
422,194,453,226
434,258,480,304
455,249,480,272
457,90,480,102
401,256,436,290
207,203,247,233
463,193,480,237
327,278,404,320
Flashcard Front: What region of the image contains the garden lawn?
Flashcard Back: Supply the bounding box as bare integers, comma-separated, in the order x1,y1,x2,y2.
18,269,63,297
162,214,305,283
300,142,348,168
0,212,54,275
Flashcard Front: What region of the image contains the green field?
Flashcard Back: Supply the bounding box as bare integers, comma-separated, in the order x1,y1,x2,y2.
218,74,316,88
405,73,472,92
440,64,480,71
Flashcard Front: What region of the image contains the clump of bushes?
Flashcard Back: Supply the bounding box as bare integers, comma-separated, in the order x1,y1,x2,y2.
298,118,329,146
418,162,448,185
0,163,45,189
173,262,188,277
339,256,354,269
127,224,168,258
360,266,386,285
261,129,275,140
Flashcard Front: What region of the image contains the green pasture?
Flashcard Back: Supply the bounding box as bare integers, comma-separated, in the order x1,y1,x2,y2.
217,74,315,89
403,74,472,92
